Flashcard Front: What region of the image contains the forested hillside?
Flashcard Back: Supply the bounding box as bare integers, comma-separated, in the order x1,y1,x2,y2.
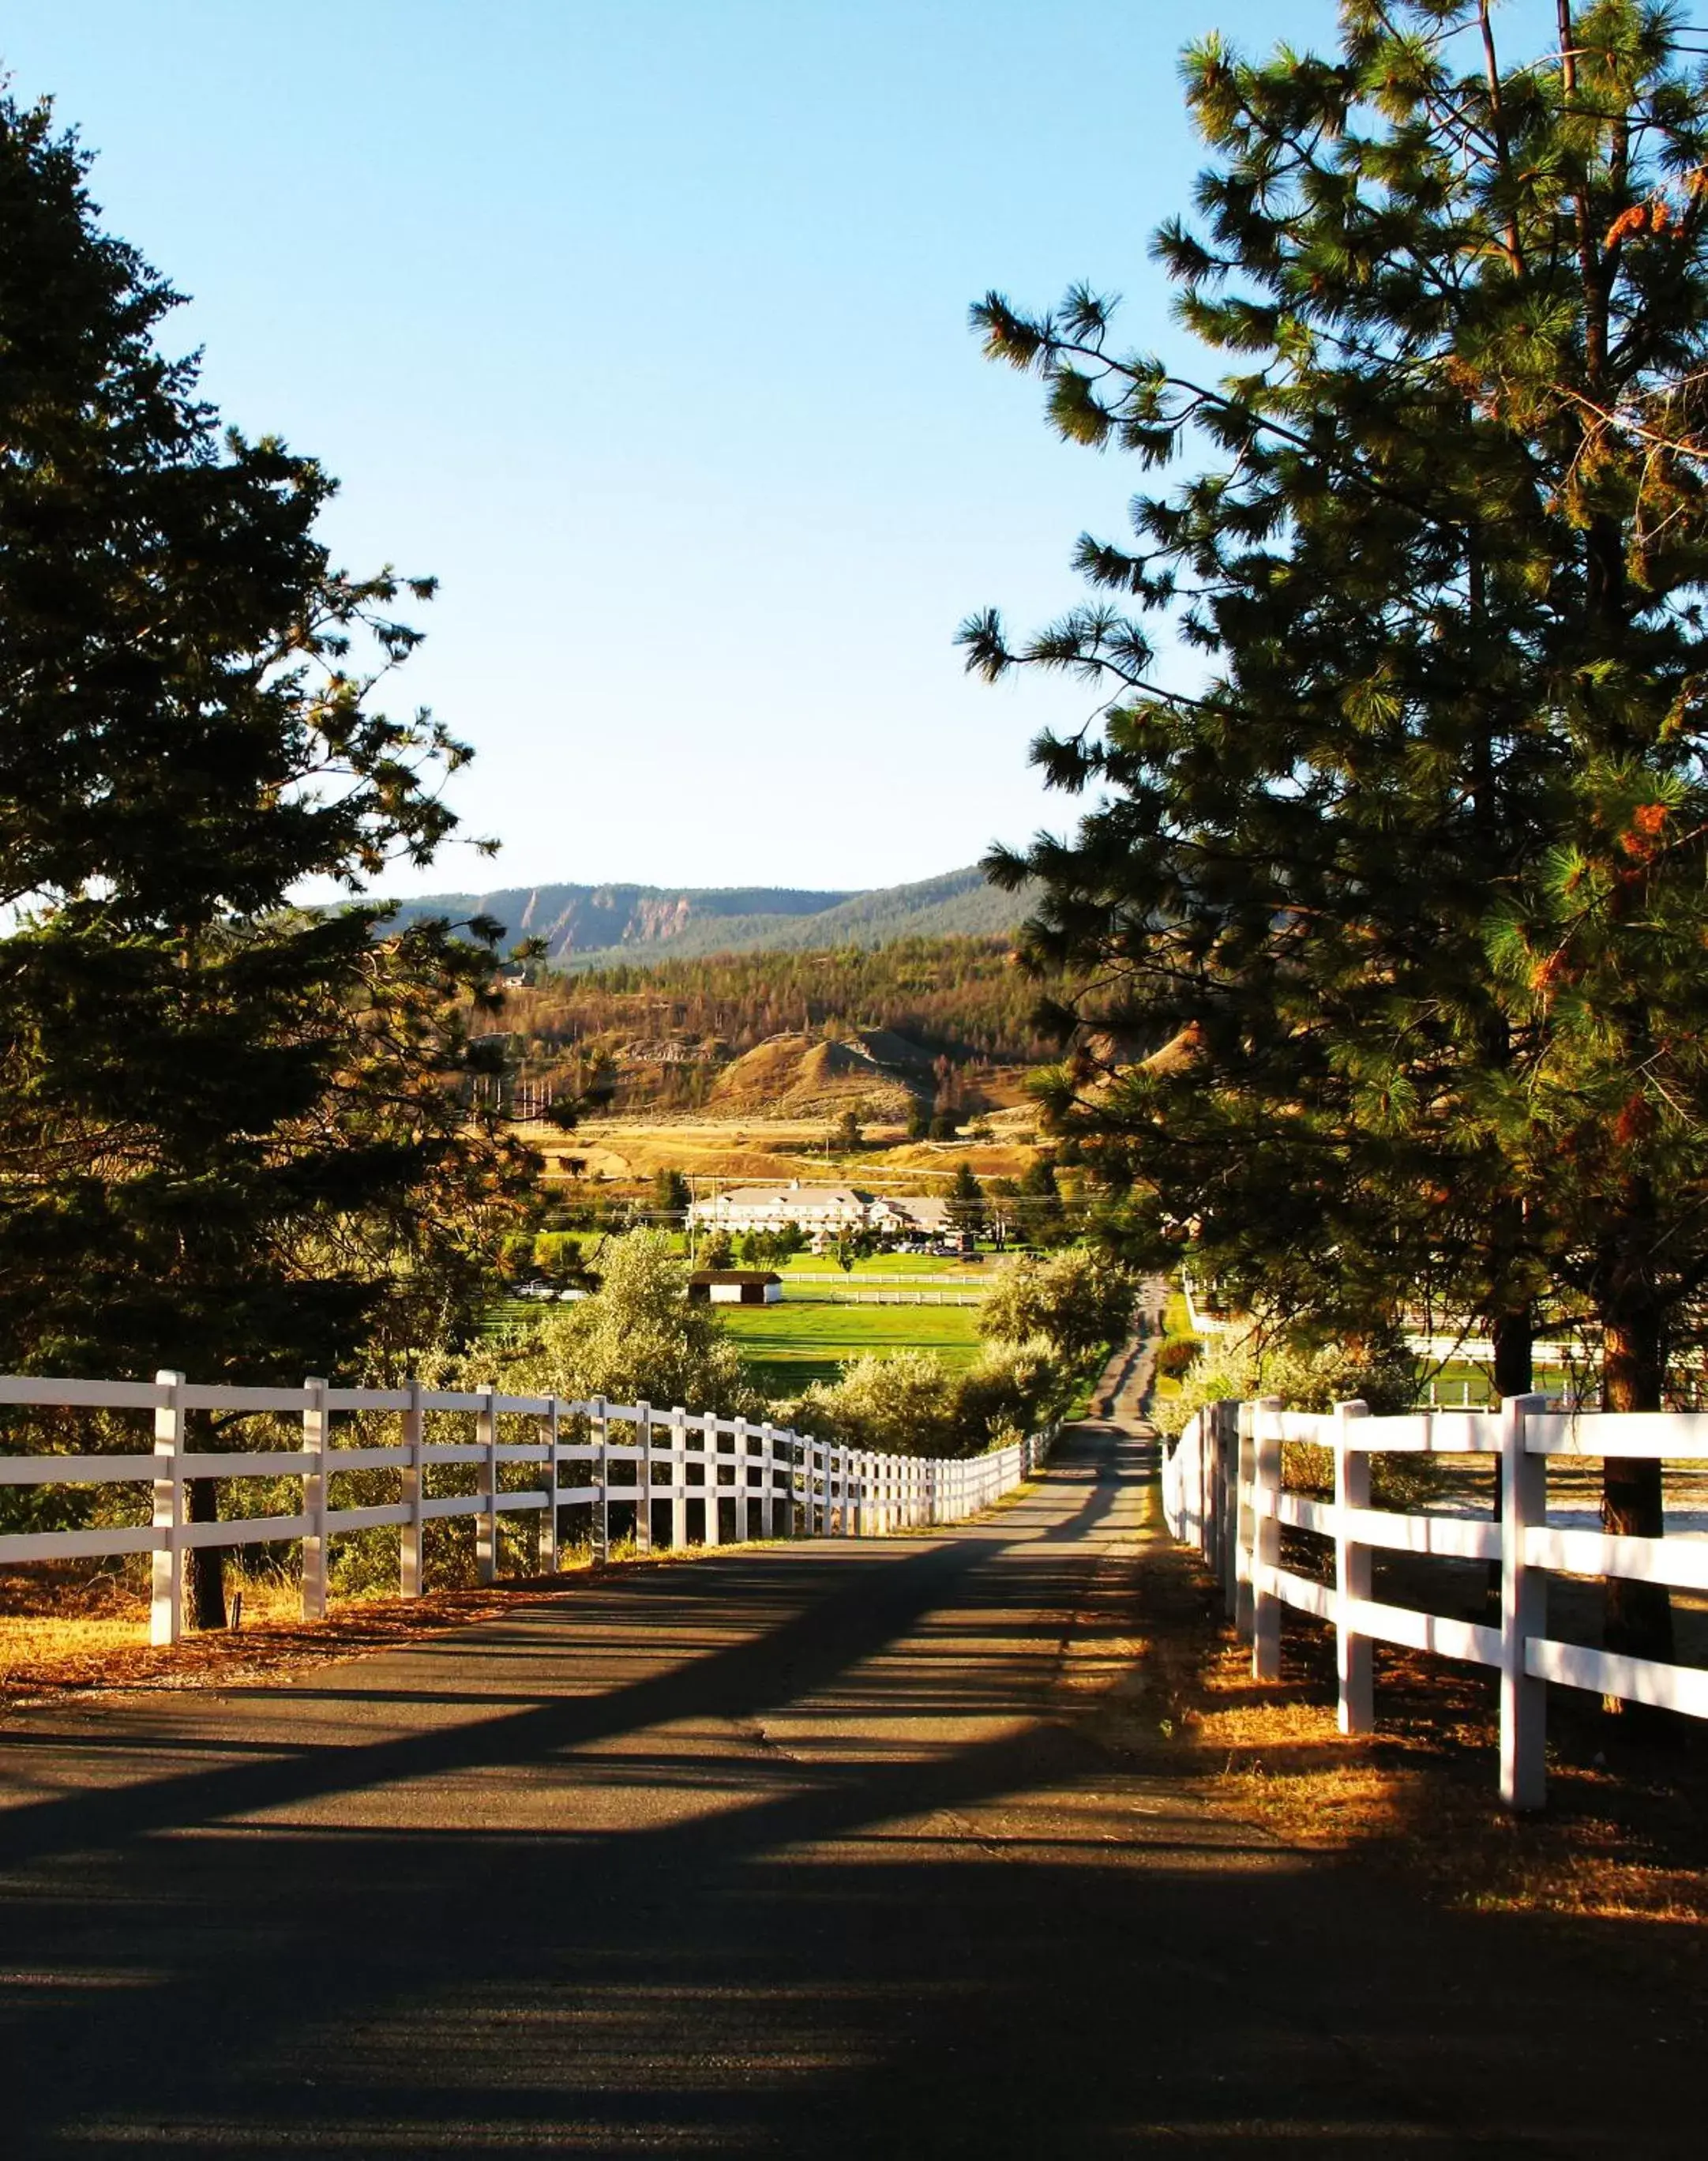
496,936,1064,1112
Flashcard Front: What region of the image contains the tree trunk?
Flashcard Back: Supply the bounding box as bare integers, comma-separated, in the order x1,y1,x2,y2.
1491,1305,1533,1399
1486,1303,1533,1603
185,1410,227,1631
1601,1307,1672,1671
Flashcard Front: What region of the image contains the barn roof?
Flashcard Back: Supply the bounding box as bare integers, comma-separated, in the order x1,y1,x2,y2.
688,1269,783,1286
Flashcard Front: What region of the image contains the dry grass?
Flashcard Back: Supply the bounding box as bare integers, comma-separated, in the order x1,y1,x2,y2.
520,1115,1041,1186
1111,1513,1708,1937
0,1556,614,1705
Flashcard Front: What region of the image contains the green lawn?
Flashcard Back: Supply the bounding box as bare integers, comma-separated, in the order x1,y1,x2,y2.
717,1299,984,1396
769,1251,992,1277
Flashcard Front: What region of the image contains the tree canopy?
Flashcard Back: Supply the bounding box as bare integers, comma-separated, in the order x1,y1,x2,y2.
970,1,1708,1658
0,92,524,1392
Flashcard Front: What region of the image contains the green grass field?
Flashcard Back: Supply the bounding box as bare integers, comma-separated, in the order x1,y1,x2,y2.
769,1251,991,1278
717,1299,984,1396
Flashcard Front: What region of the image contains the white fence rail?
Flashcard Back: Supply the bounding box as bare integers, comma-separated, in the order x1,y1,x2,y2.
785,1289,985,1306
0,1372,1054,1649
782,1273,989,1287
1162,1393,1708,1808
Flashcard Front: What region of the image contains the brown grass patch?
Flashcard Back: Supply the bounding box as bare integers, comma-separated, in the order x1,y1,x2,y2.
0,1552,644,1706
1113,1516,1708,1934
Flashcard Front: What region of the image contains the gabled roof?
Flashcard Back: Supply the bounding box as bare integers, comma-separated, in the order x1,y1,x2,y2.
711,1184,868,1208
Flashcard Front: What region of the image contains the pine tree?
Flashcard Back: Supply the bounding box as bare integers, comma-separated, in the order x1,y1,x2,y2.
945,1163,984,1237
970,2,1708,1663
1017,1155,1068,1251
651,1168,692,1227
0,96,527,1623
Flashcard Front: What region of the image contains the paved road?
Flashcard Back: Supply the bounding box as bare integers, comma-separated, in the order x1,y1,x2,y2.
0,1399,1700,2156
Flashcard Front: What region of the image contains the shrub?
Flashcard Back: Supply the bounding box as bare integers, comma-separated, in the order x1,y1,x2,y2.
952,1335,1072,1450
792,1351,959,1457
982,1248,1137,1361
787,1336,1071,1459
1151,1319,1419,1441
532,1231,584,1283
469,1231,760,1418
1154,1336,1204,1380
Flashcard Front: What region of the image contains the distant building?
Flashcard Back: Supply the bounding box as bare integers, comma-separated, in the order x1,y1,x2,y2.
880,1197,951,1239
686,1182,960,1251
687,1269,783,1306
689,1182,869,1238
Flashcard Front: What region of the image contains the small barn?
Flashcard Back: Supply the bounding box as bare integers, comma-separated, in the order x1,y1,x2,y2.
687,1269,783,1307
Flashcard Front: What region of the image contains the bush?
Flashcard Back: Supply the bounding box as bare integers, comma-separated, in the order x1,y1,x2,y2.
1151,1319,1419,1441
1154,1336,1204,1380
792,1351,959,1457
468,1231,760,1418
786,1336,1072,1459
532,1231,584,1284
952,1335,1072,1449
982,1248,1137,1361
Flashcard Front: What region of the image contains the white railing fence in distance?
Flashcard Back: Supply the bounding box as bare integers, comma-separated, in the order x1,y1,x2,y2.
1162,1394,1708,1808
0,1373,1058,1648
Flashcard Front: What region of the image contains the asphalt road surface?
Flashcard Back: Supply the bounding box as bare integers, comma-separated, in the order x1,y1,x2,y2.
1,1391,1701,2157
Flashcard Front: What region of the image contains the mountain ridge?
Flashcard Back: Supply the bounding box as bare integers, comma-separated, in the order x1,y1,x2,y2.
382,864,1030,967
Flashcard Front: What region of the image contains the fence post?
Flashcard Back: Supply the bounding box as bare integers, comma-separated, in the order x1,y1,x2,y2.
150,1370,186,1646
1233,1400,1263,1640
1203,1405,1220,1562
541,1396,561,1574
1334,1399,1373,1735
1252,1397,1283,1680
733,1415,749,1543
635,1402,653,1554
842,1447,856,1537
1500,1392,1548,1811
760,1421,776,1539
477,1387,499,1584
1192,1410,1207,1555
591,1396,610,1563
400,1377,426,1597
670,1407,689,1548
300,1376,330,1621
1225,1399,1240,1587
704,1417,721,1546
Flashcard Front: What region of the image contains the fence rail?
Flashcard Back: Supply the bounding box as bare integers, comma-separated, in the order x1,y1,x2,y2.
783,1288,985,1306
0,1371,1055,1649
1162,1393,1708,1808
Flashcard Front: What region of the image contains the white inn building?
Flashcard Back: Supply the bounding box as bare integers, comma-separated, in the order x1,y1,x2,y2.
688,1182,951,1245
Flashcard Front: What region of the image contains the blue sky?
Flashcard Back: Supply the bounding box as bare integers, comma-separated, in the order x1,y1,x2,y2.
4,1,1355,896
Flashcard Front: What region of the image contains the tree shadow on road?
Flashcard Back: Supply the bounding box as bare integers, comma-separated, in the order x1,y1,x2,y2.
2,1429,1703,2158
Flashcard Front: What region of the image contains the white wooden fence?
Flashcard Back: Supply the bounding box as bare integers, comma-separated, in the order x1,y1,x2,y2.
785,1288,985,1306
0,1373,1056,1649
1162,1394,1708,1808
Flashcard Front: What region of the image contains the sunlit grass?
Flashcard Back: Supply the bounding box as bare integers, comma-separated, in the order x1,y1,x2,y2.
719,1299,984,1394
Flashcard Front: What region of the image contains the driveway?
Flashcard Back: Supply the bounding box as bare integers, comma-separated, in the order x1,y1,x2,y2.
0,1408,1699,2155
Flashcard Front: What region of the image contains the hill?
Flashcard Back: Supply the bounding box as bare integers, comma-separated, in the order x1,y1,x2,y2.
385,866,1028,966
708,1029,931,1119
494,935,1064,1117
